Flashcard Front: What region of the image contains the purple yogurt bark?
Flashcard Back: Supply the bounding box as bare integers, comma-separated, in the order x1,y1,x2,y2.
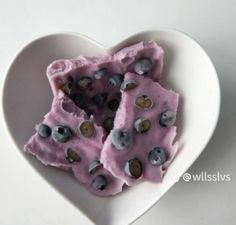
47,55,122,129
100,72,179,186
24,91,124,196
46,41,163,132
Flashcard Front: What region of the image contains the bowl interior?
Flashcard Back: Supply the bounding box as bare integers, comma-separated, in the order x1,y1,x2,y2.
2,30,220,225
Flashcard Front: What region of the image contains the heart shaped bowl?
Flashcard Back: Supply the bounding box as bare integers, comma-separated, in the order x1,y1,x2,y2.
1,29,220,225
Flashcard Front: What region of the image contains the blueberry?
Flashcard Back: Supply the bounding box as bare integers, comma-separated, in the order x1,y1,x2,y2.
120,79,138,91
124,158,142,179
77,76,92,90
134,118,151,133
91,93,108,106
134,58,153,75
66,148,81,163
92,175,107,190
110,129,130,150
159,110,176,127
69,93,84,108
148,147,167,166
36,123,51,138
88,159,103,174
107,98,119,111
109,74,124,88
52,125,72,143
94,68,107,79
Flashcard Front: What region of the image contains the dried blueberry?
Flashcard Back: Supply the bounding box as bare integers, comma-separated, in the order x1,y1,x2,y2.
110,129,130,150
77,76,92,90
91,93,108,106
135,95,153,109
36,123,51,138
52,125,72,143
124,158,142,179
134,58,153,75
79,120,95,137
88,159,103,174
92,175,107,190
134,118,151,133
148,147,167,166
109,74,124,88
159,110,176,127
103,117,114,133
107,98,119,111
94,68,107,80
121,79,138,91
66,148,81,163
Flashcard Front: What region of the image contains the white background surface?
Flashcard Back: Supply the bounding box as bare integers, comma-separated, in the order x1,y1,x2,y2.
0,0,235,224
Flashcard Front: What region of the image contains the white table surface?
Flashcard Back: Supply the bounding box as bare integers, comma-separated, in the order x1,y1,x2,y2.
1,0,236,224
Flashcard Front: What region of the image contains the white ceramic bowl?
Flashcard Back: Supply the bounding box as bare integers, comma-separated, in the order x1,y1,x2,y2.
1,29,220,225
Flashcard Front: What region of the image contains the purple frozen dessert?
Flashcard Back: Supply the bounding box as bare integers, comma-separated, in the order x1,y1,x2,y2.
24,40,180,197
24,91,124,196
46,41,164,132
100,72,179,186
